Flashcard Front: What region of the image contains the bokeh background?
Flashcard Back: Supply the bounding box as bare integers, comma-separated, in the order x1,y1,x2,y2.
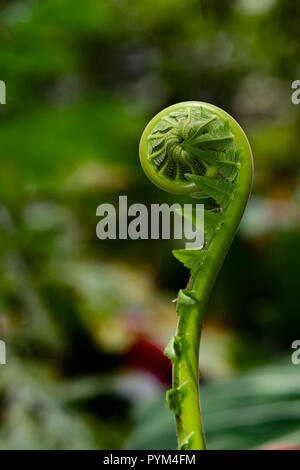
0,0,300,450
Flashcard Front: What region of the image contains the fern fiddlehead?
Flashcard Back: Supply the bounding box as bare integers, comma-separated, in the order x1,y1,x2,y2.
139,101,253,450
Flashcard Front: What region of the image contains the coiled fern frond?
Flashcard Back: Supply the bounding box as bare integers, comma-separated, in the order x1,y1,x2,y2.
140,101,253,450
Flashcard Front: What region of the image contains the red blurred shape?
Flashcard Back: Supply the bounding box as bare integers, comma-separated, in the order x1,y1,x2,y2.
122,337,172,387
262,444,300,450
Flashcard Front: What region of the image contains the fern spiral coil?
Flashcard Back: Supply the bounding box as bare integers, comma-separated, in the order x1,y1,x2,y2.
139,102,253,450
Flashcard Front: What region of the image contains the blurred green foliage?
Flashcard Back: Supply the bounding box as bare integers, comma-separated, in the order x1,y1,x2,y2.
0,0,299,449
127,359,300,450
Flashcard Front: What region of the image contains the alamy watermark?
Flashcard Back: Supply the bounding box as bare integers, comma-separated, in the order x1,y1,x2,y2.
291,80,300,105
0,340,6,365
96,196,205,249
0,80,6,104
291,340,300,365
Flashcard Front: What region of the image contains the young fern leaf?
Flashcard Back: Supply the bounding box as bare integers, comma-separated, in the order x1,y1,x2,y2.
184,146,240,181
139,101,253,450
173,248,207,276
185,174,235,209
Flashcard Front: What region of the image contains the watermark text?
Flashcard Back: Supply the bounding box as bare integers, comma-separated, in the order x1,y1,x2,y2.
0,340,6,365
291,340,300,365
0,80,6,104
96,196,204,249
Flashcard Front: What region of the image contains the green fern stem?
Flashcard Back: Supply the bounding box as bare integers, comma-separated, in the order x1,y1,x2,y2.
172,148,252,449
139,101,253,450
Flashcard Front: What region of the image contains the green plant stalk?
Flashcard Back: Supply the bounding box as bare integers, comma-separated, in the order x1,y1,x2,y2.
173,147,252,449
139,101,253,450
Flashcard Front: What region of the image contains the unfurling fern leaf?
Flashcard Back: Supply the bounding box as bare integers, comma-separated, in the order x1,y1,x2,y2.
185,174,235,208
139,101,253,450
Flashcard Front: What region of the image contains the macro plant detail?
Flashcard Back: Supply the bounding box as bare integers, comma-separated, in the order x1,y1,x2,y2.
139,101,253,450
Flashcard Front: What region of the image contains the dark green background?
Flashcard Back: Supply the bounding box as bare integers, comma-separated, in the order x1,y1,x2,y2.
0,0,299,449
